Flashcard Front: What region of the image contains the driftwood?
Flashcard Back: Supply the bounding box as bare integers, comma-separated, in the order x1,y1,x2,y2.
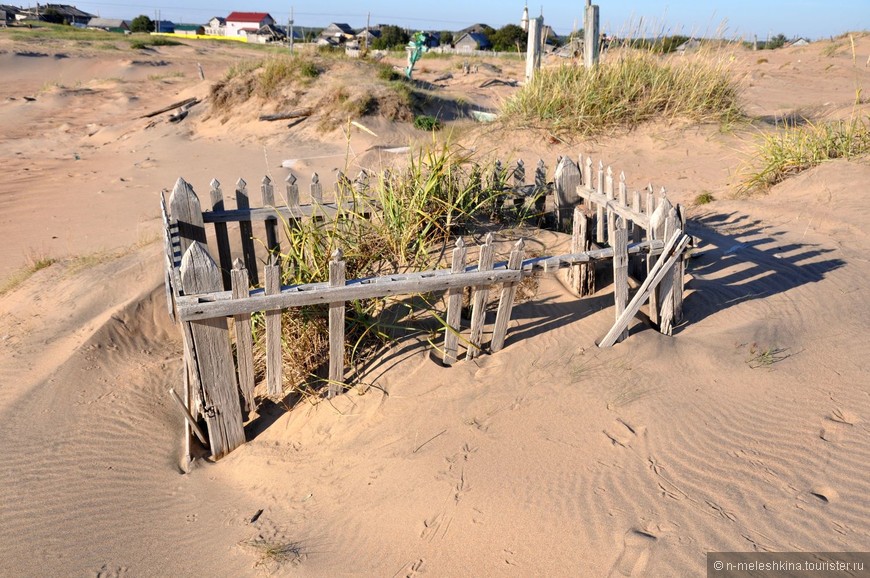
258,108,312,122
478,78,518,88
141,97,199,119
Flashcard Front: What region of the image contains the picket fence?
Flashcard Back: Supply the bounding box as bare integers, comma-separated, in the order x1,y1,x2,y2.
162,155,688,461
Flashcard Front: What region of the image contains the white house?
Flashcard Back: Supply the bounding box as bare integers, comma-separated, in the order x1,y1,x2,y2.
205,16,225,36
225,12,274,37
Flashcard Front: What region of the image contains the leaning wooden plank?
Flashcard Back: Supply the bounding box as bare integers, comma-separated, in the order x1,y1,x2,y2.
490,239,525,352
168,177,207,258
261,176,280,255
467,234,495,361
209,179,233,290
443,238,467,366
230,260,256,412
264,256,283,398
258,108,312,121
235,178,259,287
169,386,208,445
658,208,679,335
180,242,246,459
599,231,689,348
612,220,629,343
328,250,346,398
140,97,199,118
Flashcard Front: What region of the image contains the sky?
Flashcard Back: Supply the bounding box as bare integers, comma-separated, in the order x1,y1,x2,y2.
69,1,868,40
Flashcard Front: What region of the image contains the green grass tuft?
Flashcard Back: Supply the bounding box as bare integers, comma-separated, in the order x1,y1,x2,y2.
413,115,441,131
694,191,715,205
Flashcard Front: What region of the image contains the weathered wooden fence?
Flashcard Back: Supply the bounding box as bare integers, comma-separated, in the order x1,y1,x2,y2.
162,155,688,461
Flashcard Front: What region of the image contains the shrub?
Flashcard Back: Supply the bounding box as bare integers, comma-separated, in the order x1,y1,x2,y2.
413,115,441,131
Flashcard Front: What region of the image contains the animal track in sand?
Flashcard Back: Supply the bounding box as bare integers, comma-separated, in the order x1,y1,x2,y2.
608,528,658,577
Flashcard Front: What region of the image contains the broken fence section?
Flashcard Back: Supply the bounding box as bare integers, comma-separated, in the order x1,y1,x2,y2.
161,155,689,461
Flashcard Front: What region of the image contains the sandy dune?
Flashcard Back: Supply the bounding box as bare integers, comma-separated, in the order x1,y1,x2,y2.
1,32,869,576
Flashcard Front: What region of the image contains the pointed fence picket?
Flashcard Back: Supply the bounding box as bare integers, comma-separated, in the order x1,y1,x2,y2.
162,154,690,460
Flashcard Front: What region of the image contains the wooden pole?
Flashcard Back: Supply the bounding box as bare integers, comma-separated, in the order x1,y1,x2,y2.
584,1,600,69
466,233,495,360
328,249,346,397
525,16,543,83
612,219,629,343
264,255,283,397
491,239,526,352
443,238,467,366
169,387,207,445
231,259,256,412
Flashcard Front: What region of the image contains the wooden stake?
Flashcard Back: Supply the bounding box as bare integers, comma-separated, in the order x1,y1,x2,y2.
491,239,525,352
264,255,283,397
328,249,345,397
443,238,467,366
169,387,207,445
612,220,629,343
466,233,495,360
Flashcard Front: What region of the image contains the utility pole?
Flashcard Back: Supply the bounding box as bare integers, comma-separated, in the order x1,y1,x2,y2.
364,12,370,53
289,6,294,53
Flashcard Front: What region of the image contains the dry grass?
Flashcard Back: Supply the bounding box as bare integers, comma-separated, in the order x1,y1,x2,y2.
738,116,870,194
501,49,742,135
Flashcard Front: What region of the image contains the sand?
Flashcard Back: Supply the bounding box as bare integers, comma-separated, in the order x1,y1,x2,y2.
1,32,869,577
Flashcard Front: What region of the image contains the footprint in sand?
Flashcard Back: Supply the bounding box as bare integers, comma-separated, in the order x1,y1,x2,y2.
609,528,658,577
603,418,645,448
810,485,839,503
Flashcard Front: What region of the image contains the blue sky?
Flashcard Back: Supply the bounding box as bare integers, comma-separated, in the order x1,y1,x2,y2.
74,1,868,40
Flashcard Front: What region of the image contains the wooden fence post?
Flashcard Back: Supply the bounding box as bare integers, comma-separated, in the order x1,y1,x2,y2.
596,160,605,244
491,239,525,352
513,159,525,210
658,206,678,335
443,238,467,366
534,159,547,217
169,177,206,257
209,179,233,290
554,156,582,232
261,175,280,255
646,186,662,325
264,255,283,397
584,1,600,69
311,172,323,205
605,166,615,244
235,178,259,286
612,219,629,343
674,205,686,323
466,233,495,360
328,249,345,397
492,160,506,215
286,172,300,207
571,205,595,296
230,259,256,412
180,242,246,459
525,15,543,83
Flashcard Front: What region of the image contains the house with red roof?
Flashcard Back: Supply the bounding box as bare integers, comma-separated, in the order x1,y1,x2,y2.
225,11,274,37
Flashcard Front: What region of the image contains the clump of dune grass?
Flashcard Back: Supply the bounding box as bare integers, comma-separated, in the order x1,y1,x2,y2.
501,50,742,135
241,538,304,570
738,116,870,194
0,252,56,296
249,142,528,399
